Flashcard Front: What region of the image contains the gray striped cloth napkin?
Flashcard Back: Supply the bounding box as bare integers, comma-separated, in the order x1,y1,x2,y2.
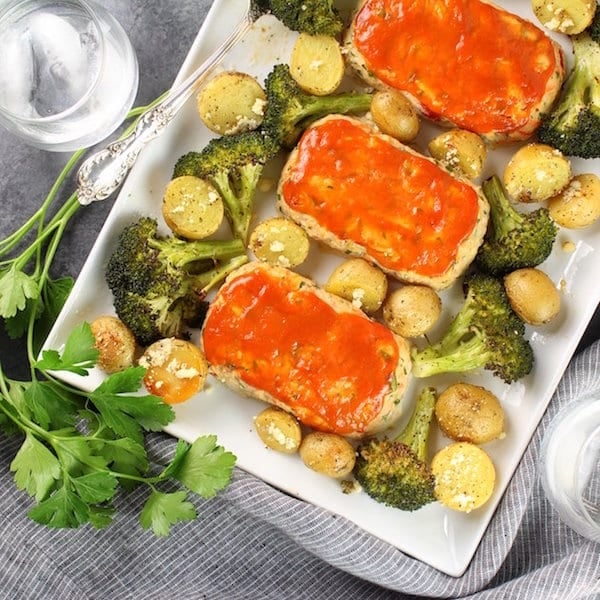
1,341,598,599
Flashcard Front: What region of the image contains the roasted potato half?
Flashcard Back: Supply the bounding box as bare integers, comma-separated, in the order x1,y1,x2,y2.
163,175,224,240
299,432,356,478
139,338,208,405
254,407,302,454
547,173,600,229
325,258,388,314
90,315,137,374
370,90,420,143
532,0,596,34
435,382,505,444
432,442,496,512
290,33,345,96
428,129,487,180
503,143,571,203
504,268,561,325
382,285,442,337
197,71,266,135
249,217,310,268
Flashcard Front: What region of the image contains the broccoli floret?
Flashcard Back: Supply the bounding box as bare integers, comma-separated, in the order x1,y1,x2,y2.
173,130,279,242
263,64,373,149
268,0,344,36
589,4,600,42
411,273,533,383
106,217,247,345
475,175,557,275
353,387,437,512
536,15,600,158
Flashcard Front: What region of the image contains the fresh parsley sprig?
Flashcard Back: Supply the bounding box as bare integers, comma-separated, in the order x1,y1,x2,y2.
0,101,237,536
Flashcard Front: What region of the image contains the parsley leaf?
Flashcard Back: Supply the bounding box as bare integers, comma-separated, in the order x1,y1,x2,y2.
140,490,196,537
88,367,175,444
170,435,236,498
71,472,119,504
28,483,90,529
10,433,61,501
36,322,98,375
0,266,39,319
23,380,77,429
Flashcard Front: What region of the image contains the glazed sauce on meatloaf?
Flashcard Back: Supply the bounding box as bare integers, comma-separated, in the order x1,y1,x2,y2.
280,117,480,278
202,267,400,435
352,0,560,135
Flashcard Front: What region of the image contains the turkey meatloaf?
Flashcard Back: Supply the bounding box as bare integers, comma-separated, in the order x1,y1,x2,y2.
344,0,565,142
201,262,412,438
277,115,489,290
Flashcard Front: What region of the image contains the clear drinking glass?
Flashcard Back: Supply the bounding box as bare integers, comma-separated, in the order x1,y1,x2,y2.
0,0,139,151
540,396,600,542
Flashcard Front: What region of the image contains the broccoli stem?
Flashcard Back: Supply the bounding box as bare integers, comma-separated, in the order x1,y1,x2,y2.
210,165,262,242
149,237,246,269
411,332,488,379
482,175,524,240
191,254,248,297
395,387,436,463
298,94,374,130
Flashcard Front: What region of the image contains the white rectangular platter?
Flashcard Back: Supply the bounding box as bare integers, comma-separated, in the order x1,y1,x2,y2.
44,0,600,576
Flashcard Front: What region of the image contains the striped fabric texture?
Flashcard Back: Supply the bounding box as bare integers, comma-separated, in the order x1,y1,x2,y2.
1,341,599,599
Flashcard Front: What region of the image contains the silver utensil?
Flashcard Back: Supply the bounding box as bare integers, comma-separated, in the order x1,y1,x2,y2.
76,0,268,205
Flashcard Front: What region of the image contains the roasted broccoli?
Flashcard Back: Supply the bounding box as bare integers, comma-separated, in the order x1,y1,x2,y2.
268,0,344,36
263,64,373,149
173,130,279,242
475,175,557,275
411,273,533,383
106,217,247,345
536,12,600,158
353,387,437,512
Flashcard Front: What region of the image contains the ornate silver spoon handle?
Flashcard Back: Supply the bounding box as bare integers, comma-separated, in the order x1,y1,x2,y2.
76,9,256,205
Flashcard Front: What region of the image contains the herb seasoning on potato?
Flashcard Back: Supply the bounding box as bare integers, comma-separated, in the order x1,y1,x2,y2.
254,406,302,454
299,432,356,478
432,442,496,512
435,382,505,444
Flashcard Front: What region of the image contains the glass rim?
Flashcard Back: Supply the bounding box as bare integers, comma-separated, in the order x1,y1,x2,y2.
0,0,106,123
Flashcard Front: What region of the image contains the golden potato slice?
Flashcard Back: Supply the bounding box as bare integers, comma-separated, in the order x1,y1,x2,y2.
162,175,224,240
432,442,496,512
290,33,345,96
197,71,266,134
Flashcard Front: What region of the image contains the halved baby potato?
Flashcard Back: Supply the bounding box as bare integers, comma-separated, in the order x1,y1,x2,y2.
163,175,224,240
428,129,487,180
197,71,266,135
249,217,310,268
325,258,388,314
290,33,345,96
139,338,208,405
370,90,420,143
532,0,596,34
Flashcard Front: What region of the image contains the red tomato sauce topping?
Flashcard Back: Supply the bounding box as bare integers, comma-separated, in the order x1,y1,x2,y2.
280,118,481,277
352,0,560,135
202,267,400,434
